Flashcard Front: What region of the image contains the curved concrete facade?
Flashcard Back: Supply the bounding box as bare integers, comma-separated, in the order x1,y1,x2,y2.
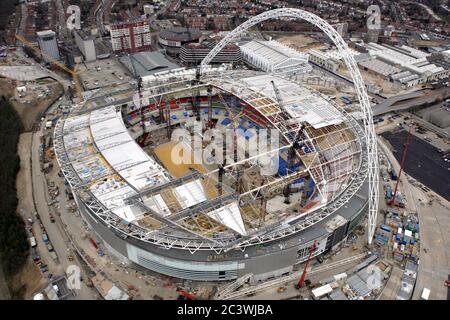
78,180,368,282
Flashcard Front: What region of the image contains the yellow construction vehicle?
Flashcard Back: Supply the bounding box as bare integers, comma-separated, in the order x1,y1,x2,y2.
277,286,287,293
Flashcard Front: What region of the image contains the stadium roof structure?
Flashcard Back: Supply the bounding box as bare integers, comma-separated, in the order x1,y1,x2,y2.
54,66,368,253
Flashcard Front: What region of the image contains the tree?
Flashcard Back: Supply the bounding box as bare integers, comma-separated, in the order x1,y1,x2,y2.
0,97,29,279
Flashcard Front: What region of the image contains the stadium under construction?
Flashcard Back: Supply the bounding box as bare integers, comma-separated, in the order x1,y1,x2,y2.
53,9,378,283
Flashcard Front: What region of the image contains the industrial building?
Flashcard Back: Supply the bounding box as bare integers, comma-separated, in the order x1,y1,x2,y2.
74,30,97,62
179,42,242,65
36,30,60,61
110,17,152,54
119,51,180,78
239,40,311,75
158,27,202,55
308,47,359,72
308,49,341,72
361,43,450,87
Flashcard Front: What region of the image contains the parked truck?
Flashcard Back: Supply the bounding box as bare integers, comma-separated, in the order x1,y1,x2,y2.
49,251,58,262
390,169,398,180
29,236,37,248
42,233,49,244
385,186,393,200
421,288,430,300
46,242,54,252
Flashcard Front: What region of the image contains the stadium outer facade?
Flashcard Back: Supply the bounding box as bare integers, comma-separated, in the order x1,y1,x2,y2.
54,9,377,283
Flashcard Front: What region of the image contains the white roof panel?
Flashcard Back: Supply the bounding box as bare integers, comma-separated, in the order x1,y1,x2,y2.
173,179,207,209
242,75,344,129
206,202,247,236
144,194,171,217
89,107,170,191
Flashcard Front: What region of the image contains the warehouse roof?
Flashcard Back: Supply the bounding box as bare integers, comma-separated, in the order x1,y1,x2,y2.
120,51,180,77
240,40,308,67
159,27,202,42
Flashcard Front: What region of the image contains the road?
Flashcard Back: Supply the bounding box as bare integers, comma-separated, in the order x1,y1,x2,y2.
95,0,114,35
409,112,450,140
221,253,367,300
308,63,450,120
378,137,450,300
373,87,450,117
17,3,27,38
31,103,98,300
379,266,403,300
55,0,69,41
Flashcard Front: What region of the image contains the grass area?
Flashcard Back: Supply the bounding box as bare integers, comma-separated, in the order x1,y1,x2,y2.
0,96,29,279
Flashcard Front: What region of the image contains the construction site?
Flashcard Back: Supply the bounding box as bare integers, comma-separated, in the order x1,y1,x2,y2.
18,8,384,301
47,50,380,297
13,5,450,302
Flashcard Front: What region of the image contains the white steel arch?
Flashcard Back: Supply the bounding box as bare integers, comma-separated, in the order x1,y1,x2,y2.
201,8,379,244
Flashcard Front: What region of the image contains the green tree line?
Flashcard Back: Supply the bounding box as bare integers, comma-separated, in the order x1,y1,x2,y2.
0,96,29,277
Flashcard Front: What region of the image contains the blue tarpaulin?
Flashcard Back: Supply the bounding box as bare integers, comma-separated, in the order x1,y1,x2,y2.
306,179,315,197
278,156,302,176
221,118,232,126
237,124,246,132
302,144,312,153
244,130,254,140
292,177,305,185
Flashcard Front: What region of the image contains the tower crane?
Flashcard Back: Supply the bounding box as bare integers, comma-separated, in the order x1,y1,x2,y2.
207,86,214,128
271,80,306,204
128,54,146,130
389,125,413,207
216,90,245,193
15,34,83,101
284,123,306,204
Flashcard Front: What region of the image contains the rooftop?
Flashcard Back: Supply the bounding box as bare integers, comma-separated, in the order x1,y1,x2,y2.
55,69,366,249
159,27,202,42
240,40,309,66
119,51,180,77
37,30,56,37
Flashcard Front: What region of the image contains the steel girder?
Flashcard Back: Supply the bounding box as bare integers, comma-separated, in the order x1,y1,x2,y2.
200,8,378,244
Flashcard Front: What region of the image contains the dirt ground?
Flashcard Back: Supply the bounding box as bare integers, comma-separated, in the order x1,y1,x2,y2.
10,133,45,299
338,66,412,97
9,259,46,299
0,78,63,131
153,141,219,198
153,141,208,178
274,34,322,51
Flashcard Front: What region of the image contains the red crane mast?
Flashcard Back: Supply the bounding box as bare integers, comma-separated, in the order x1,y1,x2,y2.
390,125,413,207
296,239,317,289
